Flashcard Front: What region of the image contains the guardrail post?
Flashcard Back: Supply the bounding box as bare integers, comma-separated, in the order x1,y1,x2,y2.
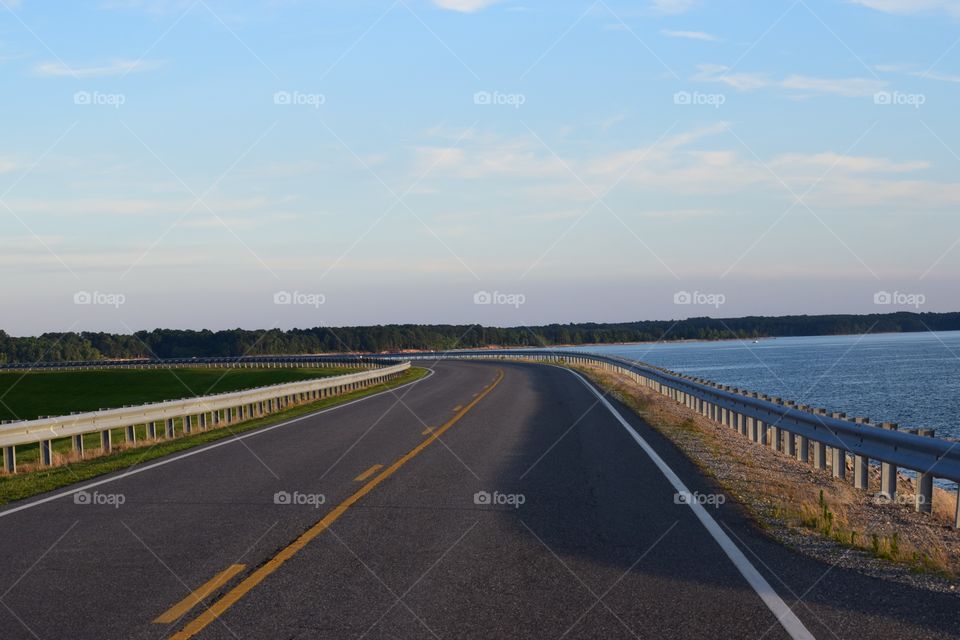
795,405,809,463
100,430,112,452
853,417,870,490
810,409,828,470
147,421,158,439
880,422,899,499
916,429,935,513
124,424,136,444
72,434,85,458
955,485,960,529
184,415,193,434
781,401,796,455
40,439,54,466
199,412,208,430
764,401,779,451
165,418,176,439
826,412,846,480
3,446,15,474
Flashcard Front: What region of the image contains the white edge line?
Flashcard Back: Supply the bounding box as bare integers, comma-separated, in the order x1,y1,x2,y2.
0,368,435,519
560,366,815,640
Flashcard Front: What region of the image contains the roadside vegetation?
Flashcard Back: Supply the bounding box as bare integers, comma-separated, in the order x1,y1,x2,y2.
0,367,428,505
0,366,360,421
572,363,960,585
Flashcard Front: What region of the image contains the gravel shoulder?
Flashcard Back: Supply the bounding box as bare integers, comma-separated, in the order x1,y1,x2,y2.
574,363,960,596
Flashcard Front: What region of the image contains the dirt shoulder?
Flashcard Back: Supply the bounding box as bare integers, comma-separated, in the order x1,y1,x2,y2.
573,363,960,595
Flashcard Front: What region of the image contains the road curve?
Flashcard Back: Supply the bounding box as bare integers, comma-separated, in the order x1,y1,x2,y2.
0,361,956,639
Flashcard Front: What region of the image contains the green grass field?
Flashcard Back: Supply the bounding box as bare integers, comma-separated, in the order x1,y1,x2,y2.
0,367,428,504
0,367,361,422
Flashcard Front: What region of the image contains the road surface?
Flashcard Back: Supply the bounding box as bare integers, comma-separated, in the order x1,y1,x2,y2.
0,361,956,639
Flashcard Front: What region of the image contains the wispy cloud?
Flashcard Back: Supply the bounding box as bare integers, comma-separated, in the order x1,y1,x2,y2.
34,59,162,77
912,70,960,82
692,64,769,90
98,0,194,14
873,63,914,73
771,152,930,173
650,0,696,14
661,29,719,41
849,0,960,18
432,0,503,12
599,112,627,132
693,64,886,97
780,74,886,97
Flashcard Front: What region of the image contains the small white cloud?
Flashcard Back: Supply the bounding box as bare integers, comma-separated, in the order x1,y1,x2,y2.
693,64,770,90
873,63,915,73
780,74,886,97
771,152,930,173
650,0,696,13
661,29,719,42
34,59,162,78
432,0,503,12
849,0,960,17
693,64,886,97
911,69,960,82
600,112,627,132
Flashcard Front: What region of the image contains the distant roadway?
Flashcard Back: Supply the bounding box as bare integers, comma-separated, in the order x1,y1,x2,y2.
0,361,956,639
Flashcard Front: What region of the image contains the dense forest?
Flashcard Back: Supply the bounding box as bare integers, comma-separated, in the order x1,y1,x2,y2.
1,312,959,363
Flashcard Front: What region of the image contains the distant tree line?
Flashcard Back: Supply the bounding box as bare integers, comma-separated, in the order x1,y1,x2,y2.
1,311,958,363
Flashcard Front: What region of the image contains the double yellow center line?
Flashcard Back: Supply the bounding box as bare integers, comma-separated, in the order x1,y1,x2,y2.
169,369,504,639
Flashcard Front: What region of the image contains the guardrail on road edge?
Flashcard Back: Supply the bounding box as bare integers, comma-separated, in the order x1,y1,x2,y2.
0,361,411,475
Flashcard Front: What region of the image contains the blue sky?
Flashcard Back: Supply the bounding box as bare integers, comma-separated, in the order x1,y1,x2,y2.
1,0,959,335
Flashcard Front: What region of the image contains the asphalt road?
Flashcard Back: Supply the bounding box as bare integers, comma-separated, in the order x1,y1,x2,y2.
0,361,956,639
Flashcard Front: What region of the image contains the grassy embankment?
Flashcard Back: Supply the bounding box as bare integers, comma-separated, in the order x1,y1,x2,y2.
0,366,428,504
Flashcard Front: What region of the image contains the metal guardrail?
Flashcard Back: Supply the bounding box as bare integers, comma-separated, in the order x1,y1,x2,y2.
384,349,960,526
0,362,410,474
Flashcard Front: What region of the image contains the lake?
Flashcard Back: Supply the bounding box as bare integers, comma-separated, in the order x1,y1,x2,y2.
555,331,960,441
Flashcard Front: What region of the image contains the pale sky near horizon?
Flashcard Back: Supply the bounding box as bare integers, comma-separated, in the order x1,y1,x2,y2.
1,0,959,336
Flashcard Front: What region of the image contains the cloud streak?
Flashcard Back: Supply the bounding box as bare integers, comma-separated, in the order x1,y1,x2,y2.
34,59,162,77
661,29,719,41
432,0,503,12
849,0,960,18
693,64,886,97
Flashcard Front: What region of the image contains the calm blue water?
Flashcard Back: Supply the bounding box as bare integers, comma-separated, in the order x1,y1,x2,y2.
557,331,960,440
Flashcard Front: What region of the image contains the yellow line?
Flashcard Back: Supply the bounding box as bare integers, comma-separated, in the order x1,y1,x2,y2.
171,369,505,640
453,405,463,412
154,564,246,624
354,464,383,482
